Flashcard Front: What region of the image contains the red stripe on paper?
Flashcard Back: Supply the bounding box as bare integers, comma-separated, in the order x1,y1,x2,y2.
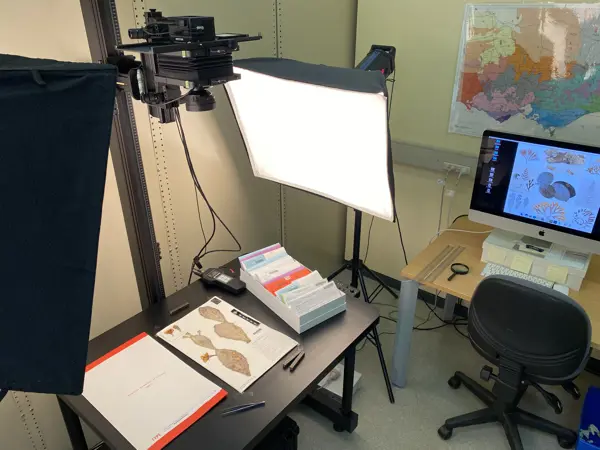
85,332,148,373
148,389,228,450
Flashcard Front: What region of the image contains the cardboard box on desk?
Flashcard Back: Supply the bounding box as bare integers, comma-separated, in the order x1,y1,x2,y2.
240,269,346,333
482,230,591,291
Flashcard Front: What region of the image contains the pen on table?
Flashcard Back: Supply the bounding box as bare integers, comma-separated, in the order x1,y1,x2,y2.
282,346,305,371
289,351,305,372
221,401,266,417
169,302,190,316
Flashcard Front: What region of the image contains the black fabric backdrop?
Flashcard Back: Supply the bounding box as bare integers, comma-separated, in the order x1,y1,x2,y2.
0,55,116,395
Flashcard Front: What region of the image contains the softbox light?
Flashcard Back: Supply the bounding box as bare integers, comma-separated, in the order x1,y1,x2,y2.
0,55,116,396
225,58,395,221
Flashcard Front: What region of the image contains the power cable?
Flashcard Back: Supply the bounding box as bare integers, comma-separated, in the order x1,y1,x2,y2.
446,172,464,229
153,88,195,107
452,214,468,224
362,74,409,267
453,322,469,339
364,216,375,263
395,209,409,266
437,168,452,235
174,109,241,284
194,187,208,256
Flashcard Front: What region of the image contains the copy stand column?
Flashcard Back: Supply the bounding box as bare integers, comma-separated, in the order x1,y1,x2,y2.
328,209,396,404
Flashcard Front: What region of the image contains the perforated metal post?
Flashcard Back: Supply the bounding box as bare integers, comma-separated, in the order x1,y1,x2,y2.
79,0,166,307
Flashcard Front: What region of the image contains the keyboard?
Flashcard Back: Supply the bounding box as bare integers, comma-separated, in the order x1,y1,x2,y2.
481,263,554,288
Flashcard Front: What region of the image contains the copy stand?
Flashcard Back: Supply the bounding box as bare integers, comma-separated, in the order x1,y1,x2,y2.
328,209,397,404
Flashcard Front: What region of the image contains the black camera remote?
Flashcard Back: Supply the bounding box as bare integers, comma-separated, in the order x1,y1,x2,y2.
334,281,360,298
200,268,246,295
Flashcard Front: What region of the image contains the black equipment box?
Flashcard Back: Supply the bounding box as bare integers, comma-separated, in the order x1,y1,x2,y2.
168,16,216,43
256,416,299,450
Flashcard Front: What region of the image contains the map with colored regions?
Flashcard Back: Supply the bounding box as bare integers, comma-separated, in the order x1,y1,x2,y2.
450,4,600,145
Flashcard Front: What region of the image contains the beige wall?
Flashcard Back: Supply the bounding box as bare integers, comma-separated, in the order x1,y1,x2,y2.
0,1,141,448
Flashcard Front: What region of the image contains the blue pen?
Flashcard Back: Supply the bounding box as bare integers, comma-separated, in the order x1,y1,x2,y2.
221,401,266,417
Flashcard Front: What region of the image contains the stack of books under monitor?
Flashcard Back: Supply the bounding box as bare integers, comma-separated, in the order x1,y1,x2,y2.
239,244,346,333
482,229,591,291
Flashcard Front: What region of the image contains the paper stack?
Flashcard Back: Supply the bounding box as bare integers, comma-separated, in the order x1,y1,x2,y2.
239,244,346,333
482,229,591,291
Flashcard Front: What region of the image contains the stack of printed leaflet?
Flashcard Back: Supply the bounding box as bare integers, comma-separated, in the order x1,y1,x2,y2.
239,244,346,333
482,229,591,291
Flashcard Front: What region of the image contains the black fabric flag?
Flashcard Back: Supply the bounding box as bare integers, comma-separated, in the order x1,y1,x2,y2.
0,55,116,395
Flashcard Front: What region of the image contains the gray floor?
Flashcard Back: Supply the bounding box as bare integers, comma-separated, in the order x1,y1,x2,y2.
289,274,596,450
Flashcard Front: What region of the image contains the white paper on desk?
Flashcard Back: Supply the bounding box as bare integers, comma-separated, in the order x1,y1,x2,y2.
249,255,303,284
82,334,226,450
158,297,298,393
279,274,327,303
290,282,344,315
241,247,288,272
275,271,324,300
257,260,305,285
545,246,589,270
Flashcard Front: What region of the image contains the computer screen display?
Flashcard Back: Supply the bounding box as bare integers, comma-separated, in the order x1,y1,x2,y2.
471,131,600,240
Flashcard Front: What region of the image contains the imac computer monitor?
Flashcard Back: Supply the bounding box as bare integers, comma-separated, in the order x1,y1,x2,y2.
470,130,600,254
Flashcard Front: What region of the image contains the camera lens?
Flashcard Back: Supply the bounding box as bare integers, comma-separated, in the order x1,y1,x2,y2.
185,88,216,112
128,28,146,40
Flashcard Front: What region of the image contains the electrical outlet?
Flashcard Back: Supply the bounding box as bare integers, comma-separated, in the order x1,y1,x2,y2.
443,162,471,176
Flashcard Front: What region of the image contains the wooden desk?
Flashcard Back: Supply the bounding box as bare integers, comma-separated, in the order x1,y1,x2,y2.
58,261,380,450
390,217,600,388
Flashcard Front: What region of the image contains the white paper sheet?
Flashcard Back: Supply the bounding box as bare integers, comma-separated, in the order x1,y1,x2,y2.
158,297,298,393
83,333,226,450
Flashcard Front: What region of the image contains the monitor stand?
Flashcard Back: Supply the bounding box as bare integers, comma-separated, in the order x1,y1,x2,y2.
518,236,552,257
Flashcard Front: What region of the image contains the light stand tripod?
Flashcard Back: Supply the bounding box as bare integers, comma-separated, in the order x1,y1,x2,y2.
328,209,397,404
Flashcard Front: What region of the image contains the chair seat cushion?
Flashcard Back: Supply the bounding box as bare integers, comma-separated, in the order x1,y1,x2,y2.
469,276,591,382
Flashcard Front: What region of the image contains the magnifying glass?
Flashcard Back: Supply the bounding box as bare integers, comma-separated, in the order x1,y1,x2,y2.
448,263,470,281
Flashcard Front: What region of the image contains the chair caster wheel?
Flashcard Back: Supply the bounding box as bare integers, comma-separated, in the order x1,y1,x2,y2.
448,376,461,390
333,423,344,433
438,425,453,440
557,434,577,449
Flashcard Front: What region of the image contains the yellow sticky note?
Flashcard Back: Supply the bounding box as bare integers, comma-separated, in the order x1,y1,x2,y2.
510,254,533,274
546,265,569,284
487,246,507,265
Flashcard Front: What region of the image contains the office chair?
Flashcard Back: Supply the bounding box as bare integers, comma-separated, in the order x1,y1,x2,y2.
438,275,591,450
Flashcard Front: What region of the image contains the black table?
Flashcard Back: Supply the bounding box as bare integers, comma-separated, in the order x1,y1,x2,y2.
58,263,381,450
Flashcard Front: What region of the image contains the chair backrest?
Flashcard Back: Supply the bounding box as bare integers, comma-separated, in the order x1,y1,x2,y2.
469,275,591,383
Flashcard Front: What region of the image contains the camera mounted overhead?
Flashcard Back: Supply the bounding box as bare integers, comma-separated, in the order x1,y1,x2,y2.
115,9,261,123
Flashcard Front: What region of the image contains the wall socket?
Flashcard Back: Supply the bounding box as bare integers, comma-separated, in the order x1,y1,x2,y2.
443,162,471,176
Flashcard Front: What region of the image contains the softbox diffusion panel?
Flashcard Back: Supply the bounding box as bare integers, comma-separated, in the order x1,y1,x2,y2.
0,55,116,395
225,58,395,221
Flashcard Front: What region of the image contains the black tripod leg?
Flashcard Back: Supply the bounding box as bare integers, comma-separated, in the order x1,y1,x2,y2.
371,325,395,404
362,264,399,299
357,271,394,403
327,263,349,282
357,268,370,302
